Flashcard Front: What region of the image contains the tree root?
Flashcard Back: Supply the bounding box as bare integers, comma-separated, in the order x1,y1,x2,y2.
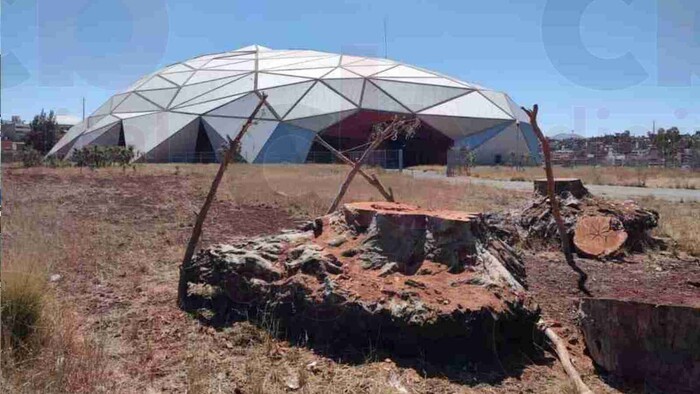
538,319,594,394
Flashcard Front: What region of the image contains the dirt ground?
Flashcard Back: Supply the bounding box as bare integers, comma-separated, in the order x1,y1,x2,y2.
3,164,699,393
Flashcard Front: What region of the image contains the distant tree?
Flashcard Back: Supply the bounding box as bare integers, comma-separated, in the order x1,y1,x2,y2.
650,127,682,166
25,109,59,154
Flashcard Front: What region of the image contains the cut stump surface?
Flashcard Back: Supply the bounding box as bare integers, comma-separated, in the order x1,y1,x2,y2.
573,215,628,257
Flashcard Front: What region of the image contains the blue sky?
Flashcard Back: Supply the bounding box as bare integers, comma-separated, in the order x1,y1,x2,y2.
2,0,698,136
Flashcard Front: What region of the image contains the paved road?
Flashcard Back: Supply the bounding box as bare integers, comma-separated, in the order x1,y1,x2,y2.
403,170,700,202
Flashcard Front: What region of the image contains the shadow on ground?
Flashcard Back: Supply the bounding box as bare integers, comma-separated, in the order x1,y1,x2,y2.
182,294,553,386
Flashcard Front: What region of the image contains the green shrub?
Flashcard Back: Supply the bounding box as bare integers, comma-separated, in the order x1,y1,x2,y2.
72,145,136,168
20,148,43,168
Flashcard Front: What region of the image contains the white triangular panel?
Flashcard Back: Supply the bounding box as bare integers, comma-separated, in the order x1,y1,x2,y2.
257,73,311,90
177,74,254,107
341,55,366,65
284,82,356,120
138,88,178,109
374,65,438,78
87,115,107,128
479,91,515,117
371,80,468,112
201,116,246,141
360,81,410,113
259,56,325,70
163,64,193,73
160,71,194,86
419,115,512,139
288,109,357,132
92,100,113,116
323,79,364,105
257,50,299,59
209,61,256,71
70,122,120,152
186,70,247,85
137,76,177,90
277,56,341,70
322,67,362,79
123,112,197,158
237,44,270,52
505,95,530,124
348,58,394,67
122,74,153,93
202,116,278,162
208,93,275,119
344,65,394,77
169,76,241,108
113,111,157,120
204,59,248,69
184,58,212,69
375,77,468,89
114,93,162,112
261,82,315,118
218,54,256,60
419,92,513,120
48,120,88,156
110,93,130,110
172,95,244,115
268,68,334,79
86,114,120,133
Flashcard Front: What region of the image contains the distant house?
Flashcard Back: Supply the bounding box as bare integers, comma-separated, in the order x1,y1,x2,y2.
1,116,31,141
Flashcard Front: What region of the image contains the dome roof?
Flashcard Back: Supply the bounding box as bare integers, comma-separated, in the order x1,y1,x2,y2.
49,45,539,164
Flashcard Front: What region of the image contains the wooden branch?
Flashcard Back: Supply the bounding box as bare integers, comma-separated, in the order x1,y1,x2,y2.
313,135,395,202
522,105,590,296
326,131,387,214
538,320,594,394
178,93,268,308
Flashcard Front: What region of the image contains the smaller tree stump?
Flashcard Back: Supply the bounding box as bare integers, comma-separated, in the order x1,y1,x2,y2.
534,178,588,199
573,215,628,257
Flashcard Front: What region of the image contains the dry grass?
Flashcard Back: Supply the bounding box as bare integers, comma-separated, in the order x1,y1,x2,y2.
1,182,107,393
640,197,700,256
410,165,700,189
8,163,697,392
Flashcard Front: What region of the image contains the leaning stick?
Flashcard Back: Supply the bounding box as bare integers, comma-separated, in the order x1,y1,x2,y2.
326,132,387,214
522,104,590,296
314,135,394,202
538,320,594,394
178,93,268,307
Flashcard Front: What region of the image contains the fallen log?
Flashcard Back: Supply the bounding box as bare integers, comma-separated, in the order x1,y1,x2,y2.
573,215,628,258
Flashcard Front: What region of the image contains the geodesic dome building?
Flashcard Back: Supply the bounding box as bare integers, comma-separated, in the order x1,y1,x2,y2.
48,45,540,166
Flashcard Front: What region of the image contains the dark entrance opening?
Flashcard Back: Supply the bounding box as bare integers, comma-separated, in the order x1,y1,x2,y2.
118,124,126,146
306,110,452,168
194,120,217,163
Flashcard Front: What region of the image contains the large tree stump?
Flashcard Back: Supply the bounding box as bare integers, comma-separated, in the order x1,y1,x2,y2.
573,215,628,257
534,178,589,199
581,298,700,393
180,202,538,363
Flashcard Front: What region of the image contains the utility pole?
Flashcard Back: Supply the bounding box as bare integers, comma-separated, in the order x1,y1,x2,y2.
383,17,388,59
82,97,86,121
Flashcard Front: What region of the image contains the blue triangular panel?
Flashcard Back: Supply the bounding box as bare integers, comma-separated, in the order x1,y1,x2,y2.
254,123,316,163
518,123,542,163
454,121,513,150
